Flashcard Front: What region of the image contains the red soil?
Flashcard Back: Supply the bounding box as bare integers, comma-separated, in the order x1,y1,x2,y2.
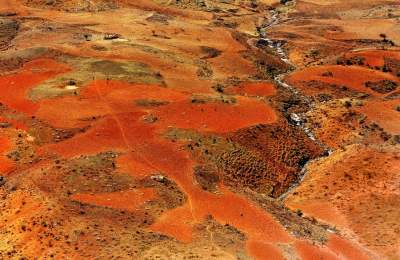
293,233,370,260
70,189,156,212
0,0,27,14
327,234,371,260
287,201,348,228
355,99,400,134
226,82,277,97
246,241,284,260
0,59,371,258
0,59,69,115
0,136,14,174
32,77,288,252
154,96,277,133
116,153,157,179
150,186,292,258
245,214,370,259
28,74,373,259
0,189,46,252
149,205,194,243
287,65,399,97
209,52,256,80
35,81,171,129
294,240,338,260
0,116,28,131
69,79,275,134
35,96,112,128
285,144,399,258
190,188,292,244
111,127,294,254
41,113,152,157
37,79,277,159
0,0,395,257
344,50,400,67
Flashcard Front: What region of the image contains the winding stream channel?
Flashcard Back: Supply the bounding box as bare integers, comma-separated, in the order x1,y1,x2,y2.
257,3,334,200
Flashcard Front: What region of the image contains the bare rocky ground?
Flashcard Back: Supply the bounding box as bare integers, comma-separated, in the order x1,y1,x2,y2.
0,0,399,259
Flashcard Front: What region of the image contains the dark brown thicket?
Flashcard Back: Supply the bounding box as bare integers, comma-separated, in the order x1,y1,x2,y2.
0,18,19,50
218,123,324,197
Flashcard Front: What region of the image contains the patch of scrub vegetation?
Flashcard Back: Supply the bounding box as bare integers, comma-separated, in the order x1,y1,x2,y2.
195,59,214,79
164,128,279,196
195,216,249,258
22,0,118,12
190,94,237,105
122,42,218,80
135,99,170,107
0,47,64,73
164,128,331,242
29,57,164,100
37,152,132,197
126,43,187,64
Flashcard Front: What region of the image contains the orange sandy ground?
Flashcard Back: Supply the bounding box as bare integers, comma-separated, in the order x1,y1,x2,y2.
35,77,291,257
355,99,400,134
287,65,399,97
0,57,373,258
344,50,400,68
246,241,284,260
286,144,400,258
